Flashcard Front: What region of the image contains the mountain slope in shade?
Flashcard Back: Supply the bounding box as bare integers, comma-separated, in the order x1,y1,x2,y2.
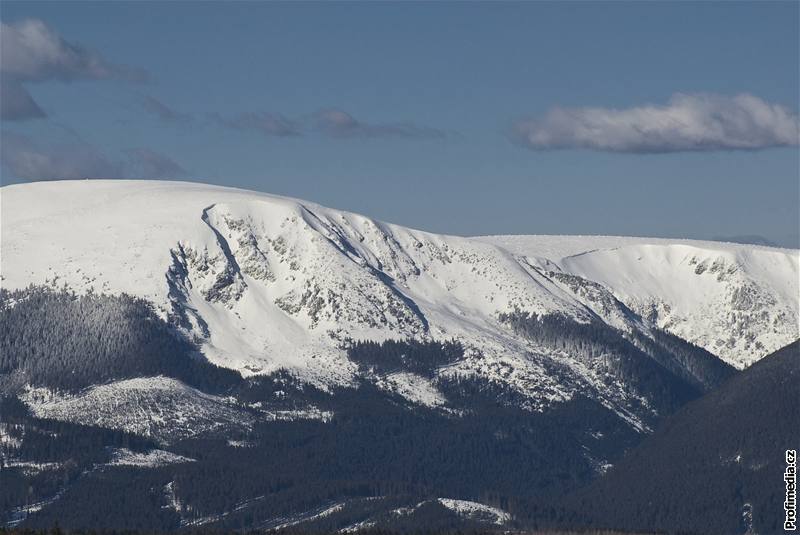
560,341,799,535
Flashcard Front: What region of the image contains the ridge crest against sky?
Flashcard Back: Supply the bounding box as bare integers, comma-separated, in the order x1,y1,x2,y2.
0,2,798,247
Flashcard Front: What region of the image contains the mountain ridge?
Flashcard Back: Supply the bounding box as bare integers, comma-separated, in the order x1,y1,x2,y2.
3,179,796,377
1,179,796,424
2,179,797,531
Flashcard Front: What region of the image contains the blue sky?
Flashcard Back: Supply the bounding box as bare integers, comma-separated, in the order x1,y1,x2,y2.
1,1,798,246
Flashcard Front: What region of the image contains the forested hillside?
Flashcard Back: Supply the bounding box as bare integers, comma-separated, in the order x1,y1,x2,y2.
0,286,240,393
557,341,799,534
499,311,735,415
0,286,791,534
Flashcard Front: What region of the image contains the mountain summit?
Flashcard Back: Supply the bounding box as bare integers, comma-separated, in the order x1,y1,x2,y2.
3,180,796,376
1,179,798,531
3,178,797,432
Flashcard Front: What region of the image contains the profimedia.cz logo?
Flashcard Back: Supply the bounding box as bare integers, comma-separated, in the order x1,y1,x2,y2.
787,449,797,531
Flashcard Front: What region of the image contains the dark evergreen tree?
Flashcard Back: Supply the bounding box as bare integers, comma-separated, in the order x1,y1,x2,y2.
0,286,240,393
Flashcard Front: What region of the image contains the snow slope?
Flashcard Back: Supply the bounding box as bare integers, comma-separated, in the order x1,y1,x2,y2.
478,235,799,368
1,181,587,386
107,448,195,467
2,180,797,410
436,498,511,525
19,377,253,442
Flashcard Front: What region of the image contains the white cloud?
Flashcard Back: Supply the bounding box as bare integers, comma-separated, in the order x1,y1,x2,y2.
209,108,446,140
0,18,147,121
125,147,187,178
2,19,112,82
210,111,301,137
315,108,446,139
0,79,46,121
141,95,192,124
1,18,145,82
0,132,122,179
1,131,185,180
513,93,800,153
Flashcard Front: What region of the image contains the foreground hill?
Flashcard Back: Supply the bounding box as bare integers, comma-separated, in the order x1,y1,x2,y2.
558,341,799,534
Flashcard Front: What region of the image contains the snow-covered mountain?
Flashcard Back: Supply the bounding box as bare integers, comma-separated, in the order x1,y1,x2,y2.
1,180,797,406
2,179,798,531
479,235,799,369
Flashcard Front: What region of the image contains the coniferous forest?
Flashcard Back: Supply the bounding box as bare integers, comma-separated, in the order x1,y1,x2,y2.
0,287,796,535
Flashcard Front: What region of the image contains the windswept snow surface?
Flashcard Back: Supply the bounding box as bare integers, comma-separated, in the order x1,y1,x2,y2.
386,498,511,526
436,498,511,525
263,502,347,531
2,180,797,421
107,448,195,467
478,235,799,368
19,377,253,442
375,372,448,408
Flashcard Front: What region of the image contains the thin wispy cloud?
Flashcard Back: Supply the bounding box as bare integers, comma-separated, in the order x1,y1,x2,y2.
1,131,122,179
314,108,446,139
512,93,800,153
140,95,192,124
209,108,445,140
0,131,186,180
210,111,301,137
0,18,148,121
1,79,46,121
125,147,188,178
